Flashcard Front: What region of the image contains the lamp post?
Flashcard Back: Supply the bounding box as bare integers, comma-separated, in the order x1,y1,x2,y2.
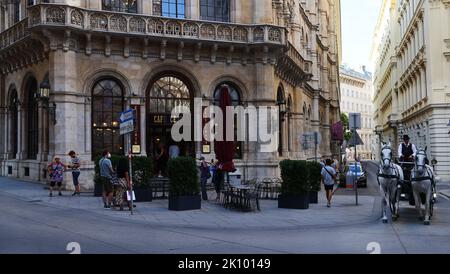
277,98,286,157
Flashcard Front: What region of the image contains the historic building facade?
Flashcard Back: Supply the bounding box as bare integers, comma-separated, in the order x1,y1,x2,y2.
372,0,450,180
339,65,374,160
0,0,341,189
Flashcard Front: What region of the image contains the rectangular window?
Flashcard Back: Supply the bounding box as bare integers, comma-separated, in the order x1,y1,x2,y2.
14,1,20,23
102,0,137,13
200,0,230,22
158,0,185,18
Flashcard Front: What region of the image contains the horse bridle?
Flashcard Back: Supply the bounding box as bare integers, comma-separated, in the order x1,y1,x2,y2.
415,150,427,169
411,150,434,182
381,147,393,165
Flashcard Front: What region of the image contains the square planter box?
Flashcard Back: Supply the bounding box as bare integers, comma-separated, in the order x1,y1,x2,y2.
94,183,103,197
134,188,153,202
278,193,310,209
309,191,318,204
169,195,201,211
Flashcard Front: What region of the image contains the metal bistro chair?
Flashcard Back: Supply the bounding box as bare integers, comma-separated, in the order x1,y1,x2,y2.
244,182,264,211
271,178,282,200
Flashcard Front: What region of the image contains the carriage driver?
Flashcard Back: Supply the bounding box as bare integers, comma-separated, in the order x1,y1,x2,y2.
398,135,417,162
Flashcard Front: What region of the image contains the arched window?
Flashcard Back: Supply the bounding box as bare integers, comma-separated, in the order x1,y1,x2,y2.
9,89,19,158
102,0,137,13
26,78,39,160
148,76,191,113
147,75,194,158
92,79,124,159
213,83,242,159
200,0,230,22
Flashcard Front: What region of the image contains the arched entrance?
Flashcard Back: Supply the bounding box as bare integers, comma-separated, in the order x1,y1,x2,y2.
8,88,19,159
146,73,195,158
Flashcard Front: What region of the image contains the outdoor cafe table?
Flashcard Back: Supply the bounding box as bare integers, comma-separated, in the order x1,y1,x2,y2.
228,184,253,211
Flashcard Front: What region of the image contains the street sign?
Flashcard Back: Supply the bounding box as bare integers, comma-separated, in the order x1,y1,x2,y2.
120,119,134,135
120,109,134,123
300,132,321,147
349,113,361,130
119,109,135,135
348,130,364,146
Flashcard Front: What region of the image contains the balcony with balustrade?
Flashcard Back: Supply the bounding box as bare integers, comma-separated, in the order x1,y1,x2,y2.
0,3,313,86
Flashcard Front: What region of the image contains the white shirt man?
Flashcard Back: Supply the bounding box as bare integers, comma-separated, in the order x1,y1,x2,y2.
398,135,417,161
169,144,180,159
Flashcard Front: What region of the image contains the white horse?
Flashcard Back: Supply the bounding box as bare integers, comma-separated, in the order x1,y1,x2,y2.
377,143,404,223
411,148,435,225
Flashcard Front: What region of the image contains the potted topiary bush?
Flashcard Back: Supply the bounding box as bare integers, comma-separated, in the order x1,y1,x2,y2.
307,161,322,204
167,157,201,211
131,156,153,202
278,160,311,209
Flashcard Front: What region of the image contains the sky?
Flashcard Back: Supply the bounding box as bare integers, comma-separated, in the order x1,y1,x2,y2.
341,0,382,72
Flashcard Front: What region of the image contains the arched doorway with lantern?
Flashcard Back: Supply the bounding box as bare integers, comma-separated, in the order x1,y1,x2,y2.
146,73,195,159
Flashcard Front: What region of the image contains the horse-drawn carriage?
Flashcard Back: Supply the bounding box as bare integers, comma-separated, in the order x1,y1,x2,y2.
378,144,437,225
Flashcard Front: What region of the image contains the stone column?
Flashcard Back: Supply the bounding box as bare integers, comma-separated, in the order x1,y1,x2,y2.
420,66,426,99
88,0,102,10
139,103,147,155
253,0,272,24
187,0,199,20
139,0,152,15
311,92,320,132
48,50,80,159
0,106,7,160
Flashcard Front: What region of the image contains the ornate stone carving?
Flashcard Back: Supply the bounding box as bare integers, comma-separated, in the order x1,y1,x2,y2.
45,7,65,25
253,27,265,42
200,24,216,39
269,27,282,42
90,13,108,30
129,17,146,33
110,15,127,32
183,23,199,38
148,19,164,34
233,27,248,42
165,21,182,36
70,10,84,27
217,26,232,41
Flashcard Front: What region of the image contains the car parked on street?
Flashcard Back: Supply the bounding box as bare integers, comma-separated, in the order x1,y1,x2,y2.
338,162,367,188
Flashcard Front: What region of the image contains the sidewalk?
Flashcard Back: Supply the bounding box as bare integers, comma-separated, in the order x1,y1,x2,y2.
0,177,381,230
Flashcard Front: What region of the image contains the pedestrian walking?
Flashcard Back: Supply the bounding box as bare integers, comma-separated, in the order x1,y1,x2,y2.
155,143,168,177
68,151,81,196
210,159,221,201
168,142,180,159
321,159,337,208
199,156,209,201
115,157,132,211
47,156,67,197
99,150,114,209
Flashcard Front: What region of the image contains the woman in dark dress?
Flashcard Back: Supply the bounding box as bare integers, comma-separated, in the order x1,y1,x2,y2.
115,157,132,211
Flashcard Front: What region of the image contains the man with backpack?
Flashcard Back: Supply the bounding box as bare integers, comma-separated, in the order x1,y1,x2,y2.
321,159,337,208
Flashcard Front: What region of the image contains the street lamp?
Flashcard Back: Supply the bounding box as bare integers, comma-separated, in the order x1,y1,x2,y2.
277,99,287,118
37,78,57,124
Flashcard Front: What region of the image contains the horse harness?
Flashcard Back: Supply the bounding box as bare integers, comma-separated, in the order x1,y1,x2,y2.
411,150,435,184
377,147,400,184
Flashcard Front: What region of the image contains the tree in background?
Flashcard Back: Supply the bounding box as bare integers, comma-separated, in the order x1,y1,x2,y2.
340,113,353,142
